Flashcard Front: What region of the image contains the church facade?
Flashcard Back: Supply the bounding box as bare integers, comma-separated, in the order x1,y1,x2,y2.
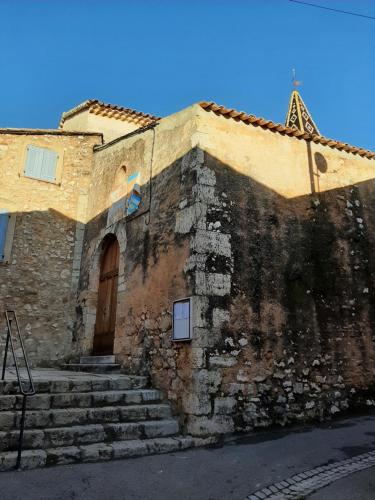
1,94,375,436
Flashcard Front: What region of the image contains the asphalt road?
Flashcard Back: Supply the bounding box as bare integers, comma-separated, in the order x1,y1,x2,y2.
1,412,375,500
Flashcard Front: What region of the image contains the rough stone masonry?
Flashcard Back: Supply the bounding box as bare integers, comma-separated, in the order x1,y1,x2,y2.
2,100,375,438
0,130,101,365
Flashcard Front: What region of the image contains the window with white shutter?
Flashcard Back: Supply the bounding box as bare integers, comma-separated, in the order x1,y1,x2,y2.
24,145,58,182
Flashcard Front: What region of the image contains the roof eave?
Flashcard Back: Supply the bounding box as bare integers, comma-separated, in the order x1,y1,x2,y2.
198,101,375,161
59,99,160,128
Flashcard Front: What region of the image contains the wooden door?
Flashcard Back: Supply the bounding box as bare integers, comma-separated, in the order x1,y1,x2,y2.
93,237,119,355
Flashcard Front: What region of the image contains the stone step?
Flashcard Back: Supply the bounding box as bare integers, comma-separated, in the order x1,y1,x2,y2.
0,368,190,472
0,375,147,395
0,419,180,452
62,364,121,374
80,356,116,364
0,389,162,411
0,404,172,430
0,435,197,471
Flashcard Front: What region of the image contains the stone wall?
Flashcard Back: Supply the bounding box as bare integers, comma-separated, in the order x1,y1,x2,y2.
0,130,101,366
180,148,375,436
61,109,142,144
173,107,375,436
4,102,375,440
77,107,201,426
76,103,375,438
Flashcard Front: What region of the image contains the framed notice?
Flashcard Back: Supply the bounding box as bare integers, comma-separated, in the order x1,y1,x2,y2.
172,298,192,341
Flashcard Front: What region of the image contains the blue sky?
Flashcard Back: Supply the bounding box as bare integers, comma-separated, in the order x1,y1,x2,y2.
0,0,374,150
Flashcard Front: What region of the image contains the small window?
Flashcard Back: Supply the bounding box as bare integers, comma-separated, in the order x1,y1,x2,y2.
24,145,58,182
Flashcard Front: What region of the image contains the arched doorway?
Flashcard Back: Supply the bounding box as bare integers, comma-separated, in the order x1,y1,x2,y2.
93,235,119,355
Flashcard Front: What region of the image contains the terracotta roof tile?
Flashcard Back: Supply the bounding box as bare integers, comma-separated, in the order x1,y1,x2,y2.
199,101,375,161
0,128,102,137
60,99,160,128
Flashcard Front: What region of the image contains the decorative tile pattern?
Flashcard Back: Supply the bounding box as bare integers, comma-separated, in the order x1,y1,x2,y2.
285,90,320,136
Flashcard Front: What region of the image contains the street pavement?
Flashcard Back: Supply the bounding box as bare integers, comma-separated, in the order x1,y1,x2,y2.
310,466,375,499
1,412,374,500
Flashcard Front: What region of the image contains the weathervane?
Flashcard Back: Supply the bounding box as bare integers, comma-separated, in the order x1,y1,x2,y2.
286,70,320,136
292,68,302,88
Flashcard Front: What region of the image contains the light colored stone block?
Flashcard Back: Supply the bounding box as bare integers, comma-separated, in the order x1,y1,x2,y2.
46,446,80,465
80,442,112,462
195,272,231,296
112,440,148,459
191,230,232,258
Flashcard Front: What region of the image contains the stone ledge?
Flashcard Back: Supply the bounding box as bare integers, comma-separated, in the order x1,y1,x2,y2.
0,435,216,471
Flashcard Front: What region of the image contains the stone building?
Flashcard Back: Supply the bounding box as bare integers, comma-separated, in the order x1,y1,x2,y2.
1,92,375,439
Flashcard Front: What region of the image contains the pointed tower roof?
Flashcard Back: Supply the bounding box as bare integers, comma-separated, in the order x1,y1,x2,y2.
285,90,320,136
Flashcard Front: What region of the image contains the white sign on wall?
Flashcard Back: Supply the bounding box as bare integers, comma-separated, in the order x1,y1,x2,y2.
172,298,192,341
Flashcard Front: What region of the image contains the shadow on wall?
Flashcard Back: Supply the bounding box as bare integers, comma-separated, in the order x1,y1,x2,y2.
72,144,375,435
307,142,329,195
2,144,375,397
204,147,375,390
0,208,79,366
75,149,195,367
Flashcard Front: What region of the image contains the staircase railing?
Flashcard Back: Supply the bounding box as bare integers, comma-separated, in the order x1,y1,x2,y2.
1,310,35,470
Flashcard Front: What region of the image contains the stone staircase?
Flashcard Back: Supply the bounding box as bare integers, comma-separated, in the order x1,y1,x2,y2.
62,355,121,373
0,369,194,471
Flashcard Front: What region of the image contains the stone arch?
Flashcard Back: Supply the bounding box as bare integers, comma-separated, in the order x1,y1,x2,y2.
113,164,127,188
79,223,126,356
